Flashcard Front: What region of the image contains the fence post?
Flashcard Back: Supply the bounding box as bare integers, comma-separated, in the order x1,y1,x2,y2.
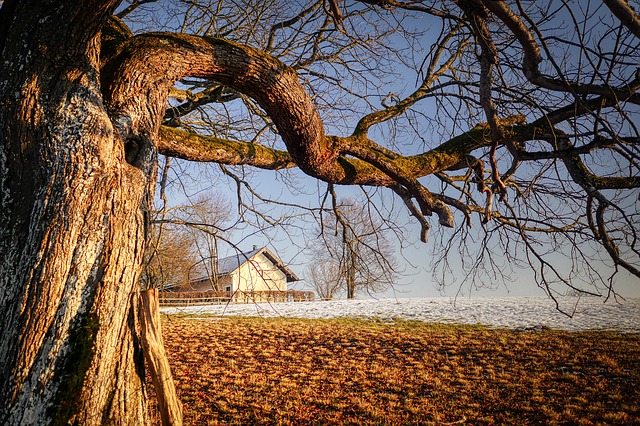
140,288,183,426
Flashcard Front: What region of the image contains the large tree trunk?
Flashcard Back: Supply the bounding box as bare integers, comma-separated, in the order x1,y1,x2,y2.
0,1,158,423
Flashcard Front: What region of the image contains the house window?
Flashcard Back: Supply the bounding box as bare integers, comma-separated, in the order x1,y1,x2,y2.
225,286,232,292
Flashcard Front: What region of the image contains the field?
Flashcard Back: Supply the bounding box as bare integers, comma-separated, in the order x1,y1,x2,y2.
151,315,640,425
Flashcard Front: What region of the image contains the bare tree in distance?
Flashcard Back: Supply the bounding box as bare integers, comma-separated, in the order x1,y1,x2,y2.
143,192,232,291
141,222,197,290
1,0,639,423
146,153,235,292
307,195,399,299
305,260,343,300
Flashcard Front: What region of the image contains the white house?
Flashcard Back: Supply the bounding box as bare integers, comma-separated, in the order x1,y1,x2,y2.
185,246,299,300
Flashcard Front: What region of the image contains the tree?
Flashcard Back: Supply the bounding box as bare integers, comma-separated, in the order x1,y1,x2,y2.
307,197,398,299
305,261,343,300
179,194,232,289
1,0,639,423
147,185,233,291
141,222,197,290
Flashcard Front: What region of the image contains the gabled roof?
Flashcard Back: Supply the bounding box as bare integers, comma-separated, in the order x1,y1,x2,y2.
216,246,299,282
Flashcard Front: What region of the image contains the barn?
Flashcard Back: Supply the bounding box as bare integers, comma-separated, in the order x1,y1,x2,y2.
166,246,305,303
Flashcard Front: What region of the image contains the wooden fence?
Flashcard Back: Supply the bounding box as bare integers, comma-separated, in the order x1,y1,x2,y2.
159,290,315,306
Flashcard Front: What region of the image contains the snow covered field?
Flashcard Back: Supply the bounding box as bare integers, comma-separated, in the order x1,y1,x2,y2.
161,296,640,332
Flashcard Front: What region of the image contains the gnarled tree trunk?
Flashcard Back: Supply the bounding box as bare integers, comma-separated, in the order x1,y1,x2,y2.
0,1,160,423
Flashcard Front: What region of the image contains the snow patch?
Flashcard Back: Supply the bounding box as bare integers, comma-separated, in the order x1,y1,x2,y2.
161,296,640,332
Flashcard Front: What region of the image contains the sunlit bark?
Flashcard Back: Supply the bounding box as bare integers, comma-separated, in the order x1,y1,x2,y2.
0,1,155,423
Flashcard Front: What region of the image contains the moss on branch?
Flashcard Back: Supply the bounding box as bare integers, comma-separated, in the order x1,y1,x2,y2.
157,126,296,170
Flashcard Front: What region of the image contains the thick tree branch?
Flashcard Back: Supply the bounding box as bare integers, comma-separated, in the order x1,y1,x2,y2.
459,0,510,203
100,29,487,199
102,32,341,179
101,16,639,245
157,126,296,169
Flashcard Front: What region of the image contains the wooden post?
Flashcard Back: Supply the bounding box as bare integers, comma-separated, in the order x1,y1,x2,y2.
140,288,183,425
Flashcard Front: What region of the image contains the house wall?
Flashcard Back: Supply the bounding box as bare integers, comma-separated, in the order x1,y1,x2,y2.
218,275,233,292
177,275,231,293
181,278,218,292
234,252,287,293
177,251,290,299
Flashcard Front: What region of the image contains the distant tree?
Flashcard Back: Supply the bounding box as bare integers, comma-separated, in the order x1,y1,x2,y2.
149,160,233,291
166,195,232,283
141,223,196,290
305,260,342,300
309,197,398,299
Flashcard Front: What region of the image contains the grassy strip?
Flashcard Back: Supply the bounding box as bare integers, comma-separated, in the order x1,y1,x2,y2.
150,316,640,425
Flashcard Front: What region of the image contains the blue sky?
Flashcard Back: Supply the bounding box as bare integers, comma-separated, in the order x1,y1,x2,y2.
161,157,640,300
138,0,640,300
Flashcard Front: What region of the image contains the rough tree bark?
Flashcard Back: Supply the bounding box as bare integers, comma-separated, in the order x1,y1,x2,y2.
0,1,156,423
0,1,355,423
